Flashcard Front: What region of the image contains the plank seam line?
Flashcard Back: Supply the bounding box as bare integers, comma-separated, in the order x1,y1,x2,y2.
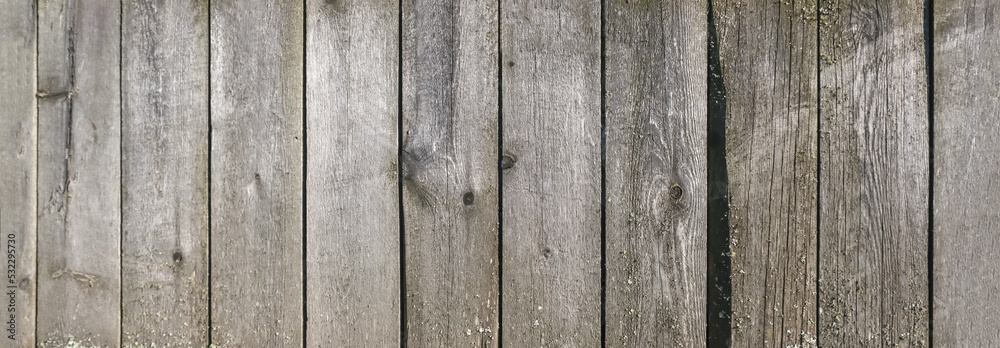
302,1,308,345
815,0,821,344
397,0,407,345
207,0,214,344
33,0,39,344
496,0,504,346
119,0,124,345
924,0,935,345
599,0,608,346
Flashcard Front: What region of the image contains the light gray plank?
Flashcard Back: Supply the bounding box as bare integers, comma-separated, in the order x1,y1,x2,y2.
934,0,1000,345
402,0,499,346
818,1,930,346
0,0,37,345
305,0,399,346
121,0,210,346
500,0,601,346
604,0,707,346
210,1,303,346
36,1,121,346
713,1,819,346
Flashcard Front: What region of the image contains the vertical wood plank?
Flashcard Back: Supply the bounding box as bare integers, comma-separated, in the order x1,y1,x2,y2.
933,0,1000,345
713,1,819,346
210,1,303,346
121,0,210,346
36,0,121,346
402,0,499,346
604,0,707,346
0,0,36,345
305,0,399,346
818,1,930,346
500,0,601,346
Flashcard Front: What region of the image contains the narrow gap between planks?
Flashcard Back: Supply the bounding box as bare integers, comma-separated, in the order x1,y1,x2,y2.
496,0,505,346
302,0,309,344
598,0,608,346
923,0,935,344
397,0,407,346
206,0,214,344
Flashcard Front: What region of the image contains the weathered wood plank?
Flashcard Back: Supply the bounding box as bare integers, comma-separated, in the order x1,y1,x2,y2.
500,0,601,346
121,1,210,346
0,0,36,345
934,0,1000,345
818,1,930,346
402,0,499,346
604,0,707,346
305,0,399,346
36,1,121,346
713,1,819,346
210,1,303,345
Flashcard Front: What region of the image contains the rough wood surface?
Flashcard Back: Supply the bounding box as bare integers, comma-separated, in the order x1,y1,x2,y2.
121,1,210,346
713,1,819,346
604,0,707,346
818,1,930,346
210,1,303,346
402,0,499,346
933,0,1000,345
305,0,399,346
500,1,601,346
0,0,37,345
36,1,122,346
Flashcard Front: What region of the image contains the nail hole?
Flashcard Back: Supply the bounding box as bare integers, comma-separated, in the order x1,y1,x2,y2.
172,252,183,263
542,247,552,258
463,191,475,206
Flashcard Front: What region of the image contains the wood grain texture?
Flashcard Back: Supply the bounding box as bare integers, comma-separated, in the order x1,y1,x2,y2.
0,0,36,345
818,1,929,346
500,0,601,346
933,0,1000,345
305,0,399,346
604,0,707,346
36,0,121,346
210,1,303,346
713,1,819,346
121,1,210,346
402,0,499,346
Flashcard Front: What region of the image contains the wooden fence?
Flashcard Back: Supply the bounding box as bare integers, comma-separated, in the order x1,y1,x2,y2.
0,0,996,347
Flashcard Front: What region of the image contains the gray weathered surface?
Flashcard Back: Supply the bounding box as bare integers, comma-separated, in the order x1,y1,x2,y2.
500,0,601,346
210,1,303,345
604,0,707,346
713,1,819,346
402,0,499,346
818,1,930,346
305,0,399,346
36,1,122,346
0,0,36,345
934,0,1000,345
121,1,210,346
